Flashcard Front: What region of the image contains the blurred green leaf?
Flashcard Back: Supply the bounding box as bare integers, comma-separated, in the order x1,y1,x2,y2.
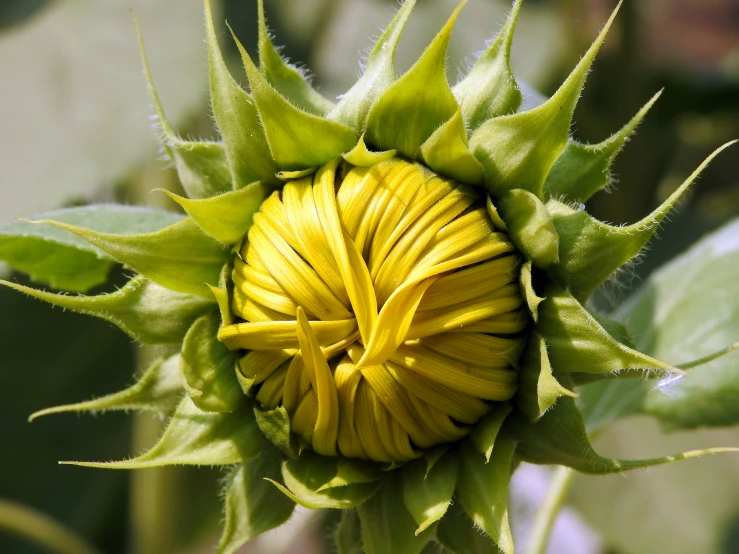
616,218,739,429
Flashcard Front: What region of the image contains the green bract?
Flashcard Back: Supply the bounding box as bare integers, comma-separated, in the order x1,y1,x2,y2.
1,1,737,553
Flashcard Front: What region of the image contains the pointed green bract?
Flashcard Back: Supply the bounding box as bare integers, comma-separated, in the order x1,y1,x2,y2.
402,452,458,535
1,276,213,345
0,206,180,292
518,333,576,422
329,0,416,131
544,90,662,203
273,452,379,509
547,141,736,300
64,396,264,468
33,218,228,298
205,1,277,188
538,286,676,375
318,457,382,491
343,135,398,167
470,3,621,198
457,439,515,554
437,501,494,554
469,403,512,462
180,314,242,412
217,445,295,554
519,260,544,321
453,0,522,128
233,33,358,171
334,511,363,554
357,473,434,554
498,189,559,269
256,0,334,115
254,405,298,457
364,2,463,158
161,181,267,245
419,109,484,185
135,16,231,198
30,354,182,421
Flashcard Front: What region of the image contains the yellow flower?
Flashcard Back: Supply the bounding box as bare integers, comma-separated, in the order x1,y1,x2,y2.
1,1,736,553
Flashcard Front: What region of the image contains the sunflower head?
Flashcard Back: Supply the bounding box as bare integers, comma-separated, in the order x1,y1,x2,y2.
2,0,736,553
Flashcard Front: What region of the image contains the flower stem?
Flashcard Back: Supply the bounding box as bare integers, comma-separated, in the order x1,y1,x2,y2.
0,499,100,554
525,466,576,554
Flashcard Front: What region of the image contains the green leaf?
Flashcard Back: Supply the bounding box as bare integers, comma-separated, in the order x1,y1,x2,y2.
0,275,213,344
217,445,295,554
34,217,229,298
29,354,182,420
402,452,458,535
63,396,265,468
470,4,620,198
254,405,298,458
333,510,363,554
577,378,647,433
204,0,277,188
436,500,494,554
0,206,181,292
419,109,484,185
453,0,522,129
616,218,739,429
497,189,559,269
328,0,416,131
469,403,512,462
180,314,242,412
233,32,358,171
272,451,379,509
357,473,433,554
161,181,266,245
364,2,462,158
256,0,334,115
543,90,662,203
518,333,577,422
546,142,736,300
457,438,515,554
135,17,232,199
538,286,676,375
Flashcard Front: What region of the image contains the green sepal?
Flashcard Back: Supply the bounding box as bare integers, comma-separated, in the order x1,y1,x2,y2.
510,392,739,474
357,473,434,554
547,141,736,300
161,181,266,245
318,458,382,491
518,333,577,422
419,109,485,185
204,1,277,188
233,33,358,171
436,500,493,554
343,135,398,167
254,405,299,458
276,167,318,181
32,217,229,298
402,452,458,535
270,451,379,509
544,90,662,203
217,444,296,554
519,260,544,321
256,0,333,115
180,314,243,412
29,354,182,421
497,189,559,269
328,0,416,131
364,2,462,158
538,285,676,375
63,396,265,469
470,4,620,198
469,403,512,462
0,275,213,344
453,0,522,128
0,206,180,292
457,438,515,554
333,511,362,554
135,17,231,198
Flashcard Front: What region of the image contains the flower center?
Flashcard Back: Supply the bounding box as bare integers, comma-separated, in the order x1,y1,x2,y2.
218,158,527,463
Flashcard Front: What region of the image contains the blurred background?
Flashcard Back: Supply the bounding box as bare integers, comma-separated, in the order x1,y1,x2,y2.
0,0,737,552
